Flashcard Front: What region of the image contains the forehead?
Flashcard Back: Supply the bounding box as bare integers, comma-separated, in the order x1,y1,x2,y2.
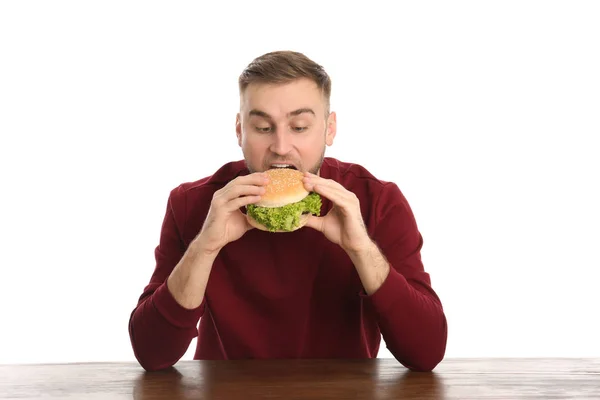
241,78,325,114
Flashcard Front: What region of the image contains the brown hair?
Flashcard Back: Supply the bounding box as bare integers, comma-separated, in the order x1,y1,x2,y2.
238,51,332,112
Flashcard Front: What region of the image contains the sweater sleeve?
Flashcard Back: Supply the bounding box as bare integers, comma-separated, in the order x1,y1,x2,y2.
128,187,205,371
362,182,448,371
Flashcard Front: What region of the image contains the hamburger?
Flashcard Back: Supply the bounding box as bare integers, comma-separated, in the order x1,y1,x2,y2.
246,168,322,232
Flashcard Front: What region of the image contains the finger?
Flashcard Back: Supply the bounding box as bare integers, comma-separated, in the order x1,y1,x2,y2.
302,171,343,186
226,194,263,212
244,217,256,232
304,181,348,200
303,175,349,197
304,215,325,232
303,176,351,200
230,172,270,187
220,184,266,202
309,183,357,211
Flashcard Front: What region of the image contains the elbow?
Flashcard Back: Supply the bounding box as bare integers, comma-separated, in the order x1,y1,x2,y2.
397,316,448,372
138,357,175,372
411,319,448,372
405,353,444,372
129,316,176,372
131,338,177,372
136,355,159,372
130,339,178,372
403,345,446,372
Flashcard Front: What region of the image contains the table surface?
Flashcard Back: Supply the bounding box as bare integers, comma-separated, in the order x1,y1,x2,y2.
1,358,599,399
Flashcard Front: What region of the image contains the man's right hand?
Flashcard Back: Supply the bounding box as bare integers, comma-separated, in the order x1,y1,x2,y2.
166,172,268,310
195,172,269,255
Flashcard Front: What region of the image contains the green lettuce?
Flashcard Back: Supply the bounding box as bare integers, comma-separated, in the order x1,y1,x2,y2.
247,192,322,232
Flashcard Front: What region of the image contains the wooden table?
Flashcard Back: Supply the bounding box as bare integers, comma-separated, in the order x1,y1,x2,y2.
1,358,599,399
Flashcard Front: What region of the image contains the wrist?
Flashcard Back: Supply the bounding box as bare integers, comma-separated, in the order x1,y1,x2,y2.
167,236,218,310
346,240,390,295
343,237,377,259
191,234,222,258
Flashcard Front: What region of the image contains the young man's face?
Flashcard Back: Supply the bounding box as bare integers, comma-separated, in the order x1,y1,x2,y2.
236,78,336,174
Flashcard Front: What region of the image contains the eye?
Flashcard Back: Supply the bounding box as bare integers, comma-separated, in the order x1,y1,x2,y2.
292,126,308,133
255,126,272,133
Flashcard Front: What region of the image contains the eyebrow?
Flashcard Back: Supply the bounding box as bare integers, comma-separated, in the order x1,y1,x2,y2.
249,108,316,119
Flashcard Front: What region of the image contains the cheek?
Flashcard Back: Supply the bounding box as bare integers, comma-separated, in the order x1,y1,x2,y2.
303,131,326,148
296,135,325,160
241,134,268,156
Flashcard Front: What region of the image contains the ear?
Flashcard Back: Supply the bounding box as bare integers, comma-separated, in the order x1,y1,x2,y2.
236,113,242,147
325,111,337,146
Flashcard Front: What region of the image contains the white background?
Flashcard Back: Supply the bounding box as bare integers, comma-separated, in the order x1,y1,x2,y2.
1,1,599,365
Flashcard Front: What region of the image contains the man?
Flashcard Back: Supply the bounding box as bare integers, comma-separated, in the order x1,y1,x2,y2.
128,51,447,372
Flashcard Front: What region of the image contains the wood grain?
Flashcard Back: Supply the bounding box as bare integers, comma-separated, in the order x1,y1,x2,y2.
1,358,599,399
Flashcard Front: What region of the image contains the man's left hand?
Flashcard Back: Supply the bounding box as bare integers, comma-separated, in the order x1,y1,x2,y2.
302,172,372,254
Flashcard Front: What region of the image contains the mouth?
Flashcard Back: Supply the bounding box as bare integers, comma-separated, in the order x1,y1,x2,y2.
270,163,298,170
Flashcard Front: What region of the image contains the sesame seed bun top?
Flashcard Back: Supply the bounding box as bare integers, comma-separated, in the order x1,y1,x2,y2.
255,168,309,208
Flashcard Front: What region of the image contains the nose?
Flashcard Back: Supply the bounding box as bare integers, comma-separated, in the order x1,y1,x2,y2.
269,131,293,156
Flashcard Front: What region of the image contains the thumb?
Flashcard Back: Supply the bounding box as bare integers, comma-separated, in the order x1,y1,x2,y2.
304,215,325,232
244,213,256,232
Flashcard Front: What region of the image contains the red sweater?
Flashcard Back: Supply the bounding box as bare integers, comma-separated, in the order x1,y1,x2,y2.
129,158,447,371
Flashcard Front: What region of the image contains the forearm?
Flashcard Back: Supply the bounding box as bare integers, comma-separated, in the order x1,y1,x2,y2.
346,241,390,295
129,283,202,371
129,236,218,371
366,268,447,371
344,181,447,370
348,242,446,371
167,237,218,309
